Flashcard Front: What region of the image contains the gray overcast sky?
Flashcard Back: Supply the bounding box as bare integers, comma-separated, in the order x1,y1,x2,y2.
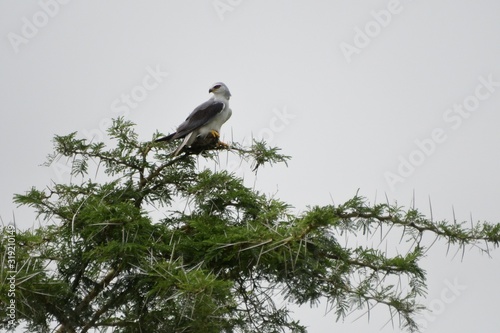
1,1,500,332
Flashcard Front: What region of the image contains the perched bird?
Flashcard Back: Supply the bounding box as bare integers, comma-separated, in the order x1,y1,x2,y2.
155,82,232,156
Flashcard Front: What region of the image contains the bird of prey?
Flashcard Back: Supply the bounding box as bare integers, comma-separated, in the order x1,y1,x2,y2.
155,82,232,156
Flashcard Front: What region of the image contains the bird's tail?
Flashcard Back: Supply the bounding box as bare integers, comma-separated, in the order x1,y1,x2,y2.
172,132,193,157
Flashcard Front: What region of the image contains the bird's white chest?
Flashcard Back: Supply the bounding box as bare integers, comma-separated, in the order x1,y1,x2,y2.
199,104,232,135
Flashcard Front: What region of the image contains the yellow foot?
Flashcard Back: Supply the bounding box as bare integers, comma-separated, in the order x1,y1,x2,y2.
216,141,230,149
209,130,220,138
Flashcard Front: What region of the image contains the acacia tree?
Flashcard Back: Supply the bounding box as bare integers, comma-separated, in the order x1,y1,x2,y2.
1,118,499,332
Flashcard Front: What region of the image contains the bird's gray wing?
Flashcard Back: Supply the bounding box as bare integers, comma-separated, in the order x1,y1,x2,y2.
172,100,225,139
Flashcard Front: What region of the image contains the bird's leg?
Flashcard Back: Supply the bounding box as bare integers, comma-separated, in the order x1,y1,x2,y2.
209,130,220,139
208,130,229,149
216,141,230,149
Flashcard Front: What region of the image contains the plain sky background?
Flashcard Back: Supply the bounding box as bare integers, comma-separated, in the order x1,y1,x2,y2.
1,1,500,332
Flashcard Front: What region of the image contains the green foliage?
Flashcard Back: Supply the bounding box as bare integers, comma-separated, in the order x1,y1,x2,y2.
1,118,499,332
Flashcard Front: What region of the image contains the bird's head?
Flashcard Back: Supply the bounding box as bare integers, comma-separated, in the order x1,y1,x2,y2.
209,82,231,99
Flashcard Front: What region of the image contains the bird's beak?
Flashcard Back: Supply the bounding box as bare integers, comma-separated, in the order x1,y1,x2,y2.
209,88,214,93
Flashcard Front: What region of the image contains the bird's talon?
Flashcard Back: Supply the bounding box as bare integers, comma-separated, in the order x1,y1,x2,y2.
217,141,229,149
209,130,220,138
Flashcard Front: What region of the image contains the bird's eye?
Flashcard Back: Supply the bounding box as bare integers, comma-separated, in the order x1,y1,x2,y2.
213,85,221,89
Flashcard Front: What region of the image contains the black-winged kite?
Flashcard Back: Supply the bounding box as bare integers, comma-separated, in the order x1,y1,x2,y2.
155,82,232,156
